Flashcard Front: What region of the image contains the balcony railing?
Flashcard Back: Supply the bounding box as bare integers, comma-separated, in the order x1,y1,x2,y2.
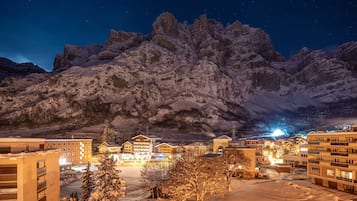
336,176,352,182
331,162,349,167
37,167,46,177
37,181,46,192
308,150,320,154
331,142,349,146
38,196,47,201
308,159,320,164
308,141,320,145
331,152,348,156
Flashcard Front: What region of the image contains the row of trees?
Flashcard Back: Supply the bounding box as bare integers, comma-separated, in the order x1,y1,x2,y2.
141,150,250,201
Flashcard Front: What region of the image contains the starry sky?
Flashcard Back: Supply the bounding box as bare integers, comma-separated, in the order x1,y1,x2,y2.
0,0,356,71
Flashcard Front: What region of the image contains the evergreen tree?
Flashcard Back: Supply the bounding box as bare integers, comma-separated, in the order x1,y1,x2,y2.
89,152,123,201
80,162,94,201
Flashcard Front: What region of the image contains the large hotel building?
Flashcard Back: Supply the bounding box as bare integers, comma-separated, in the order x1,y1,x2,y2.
307,126,357,194
45,139,92,165
0,138,60,201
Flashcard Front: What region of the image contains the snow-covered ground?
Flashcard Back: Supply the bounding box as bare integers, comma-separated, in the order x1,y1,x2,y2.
60,164,149,200
220,178,357,201
61,164,357,201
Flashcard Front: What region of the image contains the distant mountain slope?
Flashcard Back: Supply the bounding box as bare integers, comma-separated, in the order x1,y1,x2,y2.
0,13,356,138
0,57,46,80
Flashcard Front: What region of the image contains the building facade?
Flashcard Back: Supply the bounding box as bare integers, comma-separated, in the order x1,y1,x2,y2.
307,130,357,194
44,139,92,165
156,143,177,154
0,138,60,201
121,141,133,153
212,135,232,154
182,142,210,156
223,146,257,178
132,135,161,159
283,144,308,167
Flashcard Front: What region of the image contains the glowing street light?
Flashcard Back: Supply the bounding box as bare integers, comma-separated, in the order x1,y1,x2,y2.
272,129,284,137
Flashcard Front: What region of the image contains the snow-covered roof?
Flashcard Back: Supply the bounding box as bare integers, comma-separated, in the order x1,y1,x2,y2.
155,142,178,148
214,135,232,140
0,137,45,142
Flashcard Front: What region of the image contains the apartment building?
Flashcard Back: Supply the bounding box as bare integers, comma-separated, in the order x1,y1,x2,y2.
307,127,357,194
45,139,92,165
0,138,60,201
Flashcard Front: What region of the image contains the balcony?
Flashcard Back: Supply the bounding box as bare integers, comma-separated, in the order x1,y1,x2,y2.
308,141,320,145
37,167,46,177
308,150,320,154
336,176,352,182
308,159,320,164
331,152,348,156
37,181,46,192
331,162,349,168
38,196,46,201
330,142,349,146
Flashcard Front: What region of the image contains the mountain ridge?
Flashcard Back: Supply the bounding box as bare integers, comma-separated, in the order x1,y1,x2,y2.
0,12,356,139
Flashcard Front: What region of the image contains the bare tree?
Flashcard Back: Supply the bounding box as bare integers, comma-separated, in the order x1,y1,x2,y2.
141,160,171,199
162,154,226,201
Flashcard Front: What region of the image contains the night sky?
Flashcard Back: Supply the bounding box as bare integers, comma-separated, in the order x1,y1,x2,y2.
0,0,356,71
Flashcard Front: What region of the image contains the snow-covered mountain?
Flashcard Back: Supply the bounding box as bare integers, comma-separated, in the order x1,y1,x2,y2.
0,13,356,139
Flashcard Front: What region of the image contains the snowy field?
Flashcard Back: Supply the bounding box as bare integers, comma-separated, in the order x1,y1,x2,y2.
61,165,357,201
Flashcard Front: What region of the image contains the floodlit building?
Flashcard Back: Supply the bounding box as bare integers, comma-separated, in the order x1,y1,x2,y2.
132,135,161,159
236,138,266,165
212,135,232,154
307,127,357,194
44,139,92,165
0,138,60,201
223,145,256,178
156,143,178,154
98,142,121,161
182,142,211,156
121,141,133,153
283,144,308,166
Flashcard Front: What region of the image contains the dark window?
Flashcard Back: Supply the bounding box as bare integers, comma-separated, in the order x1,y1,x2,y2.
0,147,11,154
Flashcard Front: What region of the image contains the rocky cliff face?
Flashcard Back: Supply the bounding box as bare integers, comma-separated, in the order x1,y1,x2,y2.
0,57,46,80
1,13,356,138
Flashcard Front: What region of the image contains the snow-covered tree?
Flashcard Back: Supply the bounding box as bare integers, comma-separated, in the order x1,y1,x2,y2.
141,160,171,198
89,152,123,201
221,150,250,191
101,121,122,144
162,154,226,201
80,162,94,201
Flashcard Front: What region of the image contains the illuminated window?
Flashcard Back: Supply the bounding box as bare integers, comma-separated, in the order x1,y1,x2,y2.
327,169,334,177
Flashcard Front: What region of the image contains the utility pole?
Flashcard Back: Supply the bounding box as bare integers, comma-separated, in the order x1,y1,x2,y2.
232,121,237,140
